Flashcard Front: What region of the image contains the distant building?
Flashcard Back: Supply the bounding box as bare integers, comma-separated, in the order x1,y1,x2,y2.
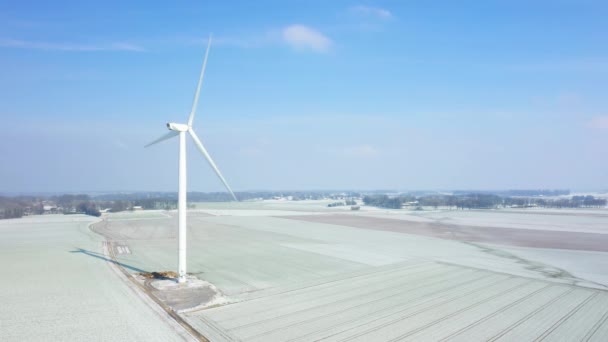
43,205,58,214
132,206,143,211
401,201,419,208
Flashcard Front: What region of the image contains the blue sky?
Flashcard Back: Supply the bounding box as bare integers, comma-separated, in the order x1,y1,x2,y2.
1,0,607,192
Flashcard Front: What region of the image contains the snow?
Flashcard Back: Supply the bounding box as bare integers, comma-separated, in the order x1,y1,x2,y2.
5,202,607,341
0,215,188,341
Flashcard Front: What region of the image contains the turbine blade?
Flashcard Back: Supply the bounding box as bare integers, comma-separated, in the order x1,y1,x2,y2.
144,131,179,148
188,129,238,201
187,34,212,127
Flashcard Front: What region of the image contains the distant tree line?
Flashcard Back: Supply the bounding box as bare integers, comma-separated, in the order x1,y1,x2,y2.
76,201,101,217
1,190,367,219
362,195,404,209
94,191,363,203
0,196,46,219
327,199,357,207
541,196,606,208
452,189,571,197
52,194,90,212
2,190,604,220
0,194,101,219
506,189,570,197
0,197,27,219
363,194,607,210
188,191,362,202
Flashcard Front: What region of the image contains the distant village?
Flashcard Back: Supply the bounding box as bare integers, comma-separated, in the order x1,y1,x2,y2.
1,190,606,220
0,191,357,219
362,193,607,210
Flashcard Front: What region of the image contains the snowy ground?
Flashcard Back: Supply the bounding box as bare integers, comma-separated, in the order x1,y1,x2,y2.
364,208,608,234
6,201,608,341
93,201,608,341
189,199,357,217
185,261,608,341
0,215,190,341
98,201,608,292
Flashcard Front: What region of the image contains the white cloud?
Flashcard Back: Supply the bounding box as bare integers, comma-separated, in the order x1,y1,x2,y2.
0,38,145,52
350,5,392,19
282,25,332,53
586,116,608,129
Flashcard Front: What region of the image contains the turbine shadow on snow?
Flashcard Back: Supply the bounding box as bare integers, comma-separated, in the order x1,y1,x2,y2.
69,248,147,273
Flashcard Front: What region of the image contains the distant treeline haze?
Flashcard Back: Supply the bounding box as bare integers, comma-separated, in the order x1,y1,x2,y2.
1,190,606,219
363,194,607,209
0,191,354,219
0,194,177,219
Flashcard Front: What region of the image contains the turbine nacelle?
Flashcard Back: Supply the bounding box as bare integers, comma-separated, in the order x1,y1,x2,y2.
167,122,189,132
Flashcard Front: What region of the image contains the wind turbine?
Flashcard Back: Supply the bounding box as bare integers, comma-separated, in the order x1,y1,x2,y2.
145,35,237,283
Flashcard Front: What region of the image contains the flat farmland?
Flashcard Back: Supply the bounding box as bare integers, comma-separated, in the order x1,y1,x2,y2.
94,203,608,341
0,215,191,341
285,214,608,251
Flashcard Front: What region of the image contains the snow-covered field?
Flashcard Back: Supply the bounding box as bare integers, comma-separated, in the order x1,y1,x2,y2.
96,202,608,341
365,208,608,234
3,202,608,341
189,199,357,216
100,201,608,291
0,215,189,341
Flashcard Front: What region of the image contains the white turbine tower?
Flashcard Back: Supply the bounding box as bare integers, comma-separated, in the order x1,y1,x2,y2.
145,35,237,283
